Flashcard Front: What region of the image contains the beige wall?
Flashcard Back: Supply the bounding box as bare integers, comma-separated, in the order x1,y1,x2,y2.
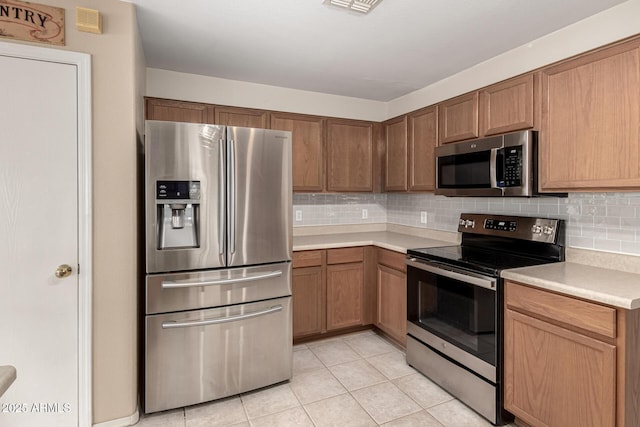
146,68,387,121
146,0,640,122
3,0,144,424
387,0,640,117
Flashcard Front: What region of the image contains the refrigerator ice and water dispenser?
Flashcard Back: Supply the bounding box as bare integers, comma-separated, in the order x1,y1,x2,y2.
156,180,200,249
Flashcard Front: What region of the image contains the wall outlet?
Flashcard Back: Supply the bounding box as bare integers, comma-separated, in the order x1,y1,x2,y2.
362,209,368,219
420,211,427,224
295,210,303,221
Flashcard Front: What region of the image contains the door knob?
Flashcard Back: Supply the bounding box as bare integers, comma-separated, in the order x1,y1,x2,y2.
55,264,73,278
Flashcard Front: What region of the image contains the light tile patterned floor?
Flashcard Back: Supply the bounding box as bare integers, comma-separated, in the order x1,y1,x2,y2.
136,330,516,427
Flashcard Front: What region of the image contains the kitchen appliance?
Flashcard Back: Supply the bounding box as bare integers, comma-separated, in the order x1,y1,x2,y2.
406,213,564,425
435,130,557,197
143,120,293,414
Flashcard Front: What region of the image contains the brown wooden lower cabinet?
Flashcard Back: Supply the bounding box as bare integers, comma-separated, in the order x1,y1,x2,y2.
326,262,363,330
292,247,375,340
504,280,640,427
375,248,407,346
292,265,325,337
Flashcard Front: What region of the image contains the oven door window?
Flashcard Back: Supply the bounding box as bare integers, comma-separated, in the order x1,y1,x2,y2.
407,266,496,366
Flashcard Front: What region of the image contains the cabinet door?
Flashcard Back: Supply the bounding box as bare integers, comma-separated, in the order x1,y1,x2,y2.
480,74,536,137
384,116,408,192
408,106,437,191
376,264,406,345
504,309,616,427
271,112,324,192
145,98,208,123
326,119,374,192
292,266,325,338
438,92,479,144
540,39,640,191
211,106,269,128
326,262,363,330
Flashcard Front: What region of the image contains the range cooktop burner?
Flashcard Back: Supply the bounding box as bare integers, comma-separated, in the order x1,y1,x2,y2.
407,245,560,277
407,213,565,277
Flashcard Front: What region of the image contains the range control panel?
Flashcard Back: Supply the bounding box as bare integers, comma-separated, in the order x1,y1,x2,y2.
484,219,517,232
457,213,562,244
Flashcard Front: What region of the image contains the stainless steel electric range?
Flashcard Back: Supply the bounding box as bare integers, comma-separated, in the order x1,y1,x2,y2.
405,213,565,425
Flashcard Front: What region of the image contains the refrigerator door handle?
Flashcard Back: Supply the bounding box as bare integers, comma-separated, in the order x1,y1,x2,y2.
218,139,226,264
161,270,283,289
228,138,236,259
161,304,283,329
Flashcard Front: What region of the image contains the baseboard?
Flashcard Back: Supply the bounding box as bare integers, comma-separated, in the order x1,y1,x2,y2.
92,407,140,427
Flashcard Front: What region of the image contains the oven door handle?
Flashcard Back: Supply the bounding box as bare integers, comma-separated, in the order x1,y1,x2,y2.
405,258,497,291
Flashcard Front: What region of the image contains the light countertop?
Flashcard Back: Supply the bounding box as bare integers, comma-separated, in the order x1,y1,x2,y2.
292,226,640,310
0,365,16,398
502,262,640,310
293,230,455,253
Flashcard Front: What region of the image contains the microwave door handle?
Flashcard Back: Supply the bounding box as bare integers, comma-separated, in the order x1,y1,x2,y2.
490,148,500,189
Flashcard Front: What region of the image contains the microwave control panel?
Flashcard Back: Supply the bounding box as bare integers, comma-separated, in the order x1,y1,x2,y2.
500,146,522,187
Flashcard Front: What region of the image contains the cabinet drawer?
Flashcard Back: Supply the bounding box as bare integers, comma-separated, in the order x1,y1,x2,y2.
377,248,406,272
327,247,364,264
293,250,324,268
505,281,616,339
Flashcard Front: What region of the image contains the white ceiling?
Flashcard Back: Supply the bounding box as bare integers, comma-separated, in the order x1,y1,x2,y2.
126,0,626,101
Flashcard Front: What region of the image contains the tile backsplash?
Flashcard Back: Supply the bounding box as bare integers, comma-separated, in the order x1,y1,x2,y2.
293,193,640,256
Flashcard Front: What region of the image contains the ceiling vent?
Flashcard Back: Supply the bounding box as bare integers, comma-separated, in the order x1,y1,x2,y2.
324,0,382,14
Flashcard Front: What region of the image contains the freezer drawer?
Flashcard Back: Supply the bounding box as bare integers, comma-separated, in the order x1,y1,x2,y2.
146,262,291,314
144,296,292,413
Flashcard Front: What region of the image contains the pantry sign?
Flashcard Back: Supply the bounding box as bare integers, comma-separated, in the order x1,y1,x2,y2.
0,0,64,45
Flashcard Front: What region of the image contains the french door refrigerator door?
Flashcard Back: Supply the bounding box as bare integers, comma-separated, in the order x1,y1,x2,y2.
145,121,226,273
227,127,292,267
144,296,292,413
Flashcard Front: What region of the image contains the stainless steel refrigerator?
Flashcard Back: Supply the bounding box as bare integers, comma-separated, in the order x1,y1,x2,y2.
143,120,292,413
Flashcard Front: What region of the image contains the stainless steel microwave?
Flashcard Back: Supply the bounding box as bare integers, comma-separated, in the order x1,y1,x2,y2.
435,130,538,197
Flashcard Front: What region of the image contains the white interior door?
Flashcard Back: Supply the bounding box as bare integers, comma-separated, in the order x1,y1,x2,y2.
0,51,81,426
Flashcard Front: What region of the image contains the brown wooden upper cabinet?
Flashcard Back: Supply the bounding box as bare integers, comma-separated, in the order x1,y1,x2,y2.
438,91,479,144
270,112,325,193
210,106,269,128
480,73,536,137
408,106,438,191
540,38,640,192
384,106,437,192
326,119,375,192
383,116,408,191
145,98,209,123
438,74,537,145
